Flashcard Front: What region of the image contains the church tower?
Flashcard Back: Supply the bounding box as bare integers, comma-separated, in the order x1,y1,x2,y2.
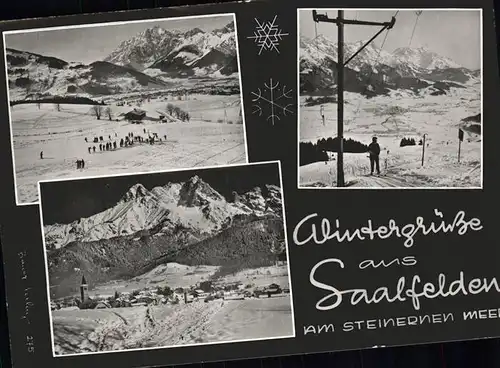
80,275,89,303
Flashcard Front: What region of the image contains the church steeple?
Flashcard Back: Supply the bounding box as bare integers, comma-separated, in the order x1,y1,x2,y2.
80,274,89,303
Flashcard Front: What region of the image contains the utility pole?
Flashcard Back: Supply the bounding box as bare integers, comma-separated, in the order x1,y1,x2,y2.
421,134,427,167
458,128,464,163
312,10,396,187
337,10,345,186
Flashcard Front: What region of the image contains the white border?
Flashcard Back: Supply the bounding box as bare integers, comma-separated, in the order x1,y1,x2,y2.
37,160,296,358
296,8,484,190
3,12,249,207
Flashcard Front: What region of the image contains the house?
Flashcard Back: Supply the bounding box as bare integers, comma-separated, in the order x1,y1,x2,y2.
136,295,155,305
194,289,209,298
124,108,146,121
95,301,111,309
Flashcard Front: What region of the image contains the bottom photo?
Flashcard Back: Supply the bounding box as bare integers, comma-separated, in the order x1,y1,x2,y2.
38,161,294,356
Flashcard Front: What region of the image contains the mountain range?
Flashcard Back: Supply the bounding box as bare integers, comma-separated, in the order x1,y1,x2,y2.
6,21,238,101
45,176,285,298
300,35,480,97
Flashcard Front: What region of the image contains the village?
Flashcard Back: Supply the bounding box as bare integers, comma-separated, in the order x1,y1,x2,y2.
51,273,290,312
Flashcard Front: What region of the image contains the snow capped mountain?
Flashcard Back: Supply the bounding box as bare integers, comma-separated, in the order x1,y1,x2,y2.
6,21,238,101
105,21,238,78
299,35,478,96
300,35,463,72
391,46,461,70
6,48,169,101
104,25,182,70
44,177,283,249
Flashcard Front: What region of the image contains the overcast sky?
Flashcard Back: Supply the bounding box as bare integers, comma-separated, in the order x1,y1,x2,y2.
5,14,233,64
300,10,481,70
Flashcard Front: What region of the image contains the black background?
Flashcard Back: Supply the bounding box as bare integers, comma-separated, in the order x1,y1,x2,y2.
1,0,500,367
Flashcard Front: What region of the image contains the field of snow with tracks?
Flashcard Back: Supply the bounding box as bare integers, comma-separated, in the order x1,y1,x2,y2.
11,94,246,204
299,83,481,188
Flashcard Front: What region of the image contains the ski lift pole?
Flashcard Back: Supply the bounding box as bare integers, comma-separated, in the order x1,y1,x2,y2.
312,10,396,187
421,134,427,166
337,10,345,187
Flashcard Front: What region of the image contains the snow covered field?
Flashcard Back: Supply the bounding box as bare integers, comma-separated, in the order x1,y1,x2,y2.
52,294,293,355
52,263,292,355
299,84,481,188
11,94,246,204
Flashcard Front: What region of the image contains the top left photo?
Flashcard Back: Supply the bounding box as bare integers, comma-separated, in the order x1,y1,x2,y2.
3,13,247,206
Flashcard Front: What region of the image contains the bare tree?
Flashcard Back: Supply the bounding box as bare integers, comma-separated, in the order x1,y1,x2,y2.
91,105,103,120
173,106,181,119
166,103,174,116
104,107,113,121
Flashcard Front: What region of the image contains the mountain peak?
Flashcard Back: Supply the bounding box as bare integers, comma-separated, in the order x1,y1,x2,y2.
177,176,224,207
189,175,200,184
121,183,149,202
184,27,204,37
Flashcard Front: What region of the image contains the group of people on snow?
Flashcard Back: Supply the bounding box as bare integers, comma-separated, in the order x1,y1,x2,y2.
76,159,85,169
84,130,167,154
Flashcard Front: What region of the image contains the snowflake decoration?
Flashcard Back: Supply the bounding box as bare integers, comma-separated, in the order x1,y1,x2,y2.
247,15,289,55
251,78,293,126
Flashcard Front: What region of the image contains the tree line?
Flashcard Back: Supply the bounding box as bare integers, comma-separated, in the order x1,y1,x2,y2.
400,137,423,147
300,137,369,166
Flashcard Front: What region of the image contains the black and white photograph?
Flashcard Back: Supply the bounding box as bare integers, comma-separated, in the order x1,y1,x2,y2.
4,13,247,206
298,9,482,189
39,161,294,356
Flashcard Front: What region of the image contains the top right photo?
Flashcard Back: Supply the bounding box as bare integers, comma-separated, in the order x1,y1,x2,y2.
298,9,482,189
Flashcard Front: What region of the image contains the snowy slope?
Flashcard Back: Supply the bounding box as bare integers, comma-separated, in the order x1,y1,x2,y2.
44,177,283,249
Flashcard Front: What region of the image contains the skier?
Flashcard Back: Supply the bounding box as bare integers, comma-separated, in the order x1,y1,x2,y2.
368,136,381,175
40,151,43,159
81,159,85,169
76,159,81,169
88,147,91,154
93,146,96,153
85,137,88,143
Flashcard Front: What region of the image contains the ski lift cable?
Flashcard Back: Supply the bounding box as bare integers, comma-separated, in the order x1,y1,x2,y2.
408,11,422,47
347,10,403,125
348,27,392,125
